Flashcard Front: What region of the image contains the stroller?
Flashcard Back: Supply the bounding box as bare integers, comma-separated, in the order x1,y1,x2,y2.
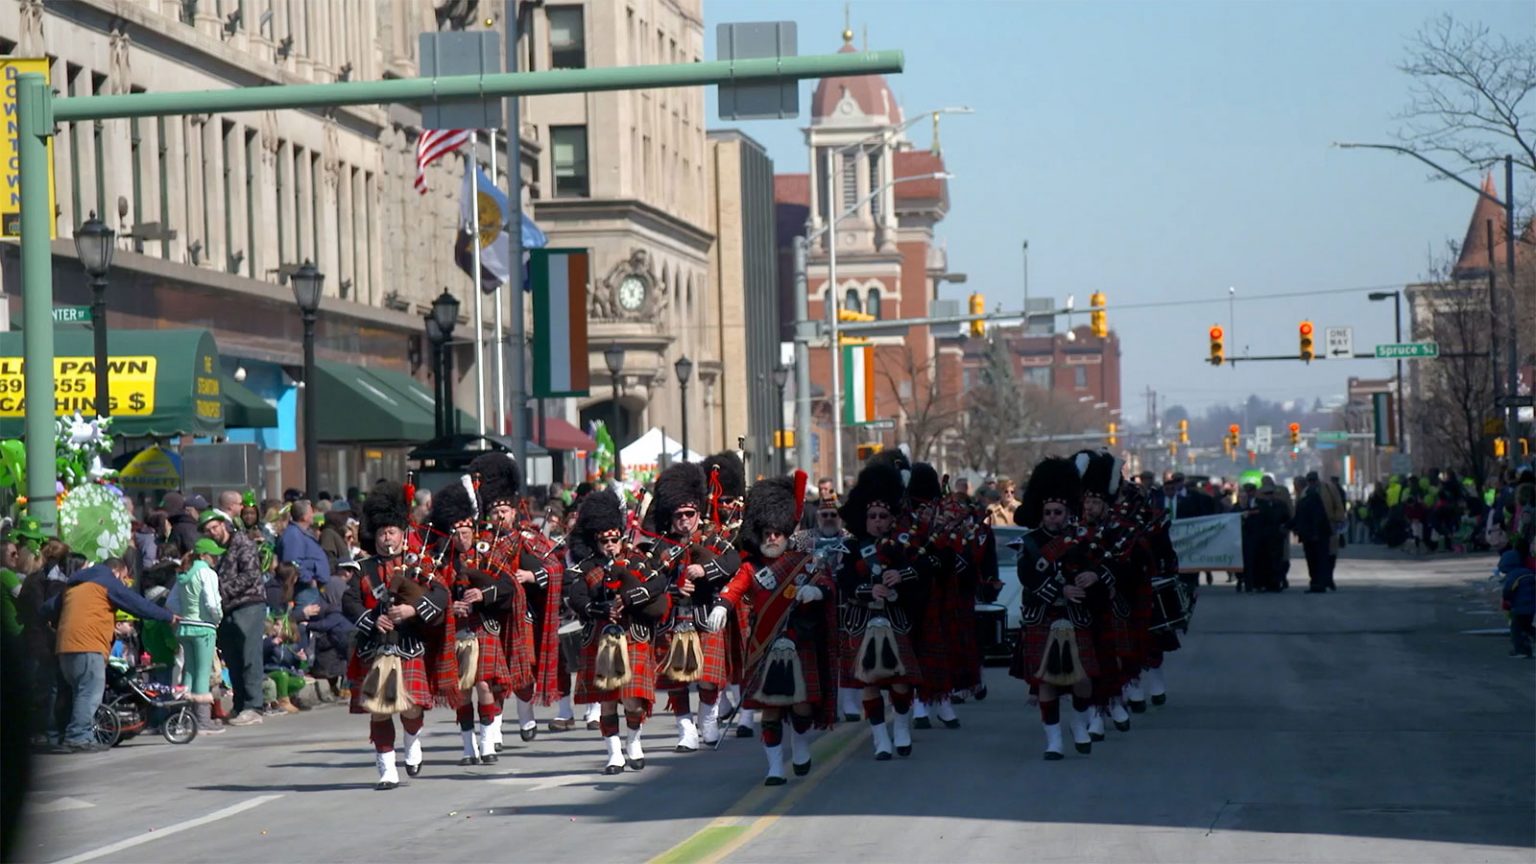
94,658,199,747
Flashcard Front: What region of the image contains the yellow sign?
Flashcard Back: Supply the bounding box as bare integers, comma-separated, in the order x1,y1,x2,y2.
0,356,157,417
194,353,221,422
1,58,58,239
118,445,182,493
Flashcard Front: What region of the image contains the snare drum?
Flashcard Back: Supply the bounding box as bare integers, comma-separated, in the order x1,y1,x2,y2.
557,617,584,669
1149,577,1191,633
974,603,1007,655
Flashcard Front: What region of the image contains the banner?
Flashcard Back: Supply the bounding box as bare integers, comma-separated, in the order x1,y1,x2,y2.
531,248,590,397
0,355,157,417
1169,513,1244,573
842,344,874,425
1,59,57,238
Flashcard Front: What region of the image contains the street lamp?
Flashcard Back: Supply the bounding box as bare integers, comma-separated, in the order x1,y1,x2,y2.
430,290,460,437
813,170,954,489
1368,290,1406,451
604,344,625,480
674,355,694,462
772,364,791,475
290,260,324,498
74,212,115,418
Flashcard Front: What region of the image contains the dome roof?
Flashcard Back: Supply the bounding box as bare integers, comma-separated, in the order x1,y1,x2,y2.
811,41,903,124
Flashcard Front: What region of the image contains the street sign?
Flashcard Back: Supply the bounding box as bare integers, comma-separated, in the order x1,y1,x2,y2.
717,22,799,120
51,306,91,324
859,418,896,431
418,32,503,129
1317,431,1350,442
1375,342,1439,359
1,58,57,238
1254,425,1272,454
1325,326,1353,359
1495,394,1534,408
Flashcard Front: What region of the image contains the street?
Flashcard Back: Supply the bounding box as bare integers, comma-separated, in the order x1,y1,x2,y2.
14,547,1534,864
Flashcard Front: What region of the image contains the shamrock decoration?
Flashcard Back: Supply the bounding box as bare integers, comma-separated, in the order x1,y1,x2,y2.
59,483,132,564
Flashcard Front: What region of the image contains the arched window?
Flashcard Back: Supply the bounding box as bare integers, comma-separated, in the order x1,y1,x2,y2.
866,288,882,318
844,288,862,313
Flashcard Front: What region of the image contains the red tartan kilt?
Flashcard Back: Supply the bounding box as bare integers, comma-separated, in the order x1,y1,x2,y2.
839,627,921,689
575,628,657,707
469,628,514,695
655,625,729,688
502,616,537,693
948,600,981,691
743,641,825,710
1009,617,1100,687
348,653,433,714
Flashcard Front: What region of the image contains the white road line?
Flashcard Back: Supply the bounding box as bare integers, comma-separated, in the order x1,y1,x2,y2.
30,797,95,814
48,795,283,864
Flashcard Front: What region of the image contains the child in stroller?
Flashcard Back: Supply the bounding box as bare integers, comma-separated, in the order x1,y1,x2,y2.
96,655,199,747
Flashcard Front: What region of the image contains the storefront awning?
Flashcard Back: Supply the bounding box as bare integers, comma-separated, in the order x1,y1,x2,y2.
532,416,596,452
0,328,224,438
222,373,277,429
312,361,436,444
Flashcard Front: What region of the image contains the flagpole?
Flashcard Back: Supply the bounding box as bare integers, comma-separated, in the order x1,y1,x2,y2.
470,131,488,438
490,142,507,436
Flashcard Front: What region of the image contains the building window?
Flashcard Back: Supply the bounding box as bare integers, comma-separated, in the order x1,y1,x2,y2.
869,149,882,218
816,147,832,223
551,125,589,197
866,288,881,318
548,6,586,70
1074,366,1087,389
841,151,857,211
155,116,171,260
843,288,862,313
129,114,144,252
1023,366,1052,389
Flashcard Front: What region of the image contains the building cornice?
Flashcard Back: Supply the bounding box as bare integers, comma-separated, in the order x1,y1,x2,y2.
532,198,715,254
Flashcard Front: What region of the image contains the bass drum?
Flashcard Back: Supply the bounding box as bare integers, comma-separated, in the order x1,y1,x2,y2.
1149,576,1192,633
557,616,584,670
974,602,1009,663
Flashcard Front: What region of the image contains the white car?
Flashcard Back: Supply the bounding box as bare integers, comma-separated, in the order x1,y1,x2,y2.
980,525,1027,664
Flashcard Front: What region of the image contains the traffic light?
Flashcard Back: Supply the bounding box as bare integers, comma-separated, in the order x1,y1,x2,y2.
1299,320,1314,362
1493,439,1507,458
856,442,883,461
838,308,876,323
1288,422,1301,446
1178,418,1190,444
1089,291,1108,339
1248,450,1257,465
1228,423,1240,446
1107,422,1118,447
968,293,985,337
1208,325,1224,366
1168,442,1179,458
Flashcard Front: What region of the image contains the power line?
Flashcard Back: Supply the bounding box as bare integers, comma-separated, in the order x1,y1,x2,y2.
1108,282,1406,313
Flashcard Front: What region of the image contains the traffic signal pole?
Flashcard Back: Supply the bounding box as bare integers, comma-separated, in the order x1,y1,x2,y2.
15,49,905,532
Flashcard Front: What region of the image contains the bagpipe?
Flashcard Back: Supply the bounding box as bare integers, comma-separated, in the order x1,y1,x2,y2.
357,518,454,716
648,531,709,683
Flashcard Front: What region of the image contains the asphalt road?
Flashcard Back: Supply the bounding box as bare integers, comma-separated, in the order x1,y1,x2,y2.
12,546,1534,864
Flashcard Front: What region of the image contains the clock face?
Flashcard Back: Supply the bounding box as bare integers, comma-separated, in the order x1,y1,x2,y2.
618,276,646,311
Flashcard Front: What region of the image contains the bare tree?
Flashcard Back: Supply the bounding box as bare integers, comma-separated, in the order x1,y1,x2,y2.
958,337,1104,479
875,342,965,465
1397,14,1536,176
1410,260,1497,486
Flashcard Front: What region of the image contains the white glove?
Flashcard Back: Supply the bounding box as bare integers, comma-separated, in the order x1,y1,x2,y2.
707,605,730,632
795,585,823,604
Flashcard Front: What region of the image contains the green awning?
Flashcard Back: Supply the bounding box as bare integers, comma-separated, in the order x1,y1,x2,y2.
222,373,277,429
0,328,224,438
312,361,436,443
363,365,476,433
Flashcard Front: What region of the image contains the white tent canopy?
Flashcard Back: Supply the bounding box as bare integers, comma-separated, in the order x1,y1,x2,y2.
619,427,703,469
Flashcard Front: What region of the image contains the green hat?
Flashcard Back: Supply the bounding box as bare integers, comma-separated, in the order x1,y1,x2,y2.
9,516,48,548
193,537,226,556
198,509,232,528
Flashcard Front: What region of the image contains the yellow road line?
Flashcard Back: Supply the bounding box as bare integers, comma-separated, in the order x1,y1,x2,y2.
648,725,870,864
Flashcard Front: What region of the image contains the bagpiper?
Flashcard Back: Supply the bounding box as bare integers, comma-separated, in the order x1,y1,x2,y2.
738,472,839,785
430,479,518,767
648,461,748,751
1072,449,1136,742
568,489,671,774
792,490,861,724
702,450,753,736
1010,457,1110,760
906,462,974,731
837,461,925,761
469,453,566,743
343,481,458,789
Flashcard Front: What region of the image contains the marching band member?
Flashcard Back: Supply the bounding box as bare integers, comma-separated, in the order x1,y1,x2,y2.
906,462,970,731
430,480,517,767
343,482,457,789
738,473,839,785
794,492,861,724
1125,484,1184,711
470,453,565,743
568,490,670,774
1072,450,1135,741
702,451,754,737
1010,457,1105,760
837,462,925,761
648,462,747,751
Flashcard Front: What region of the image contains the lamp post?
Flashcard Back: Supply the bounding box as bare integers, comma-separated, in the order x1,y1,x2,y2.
74,212,115,418
1368,290,1406,451
290,260,324,498
425,316,445,438
772,364,790,474
674,355,694,462
604,344,625,480
430,290,461,438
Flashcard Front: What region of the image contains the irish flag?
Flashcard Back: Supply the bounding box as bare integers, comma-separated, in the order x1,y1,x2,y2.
842,344,875,425
531,249,591,397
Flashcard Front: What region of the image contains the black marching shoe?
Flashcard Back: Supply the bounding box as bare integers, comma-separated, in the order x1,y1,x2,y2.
913,716,932,730
1090,731,1105,743
875,751,893,762
763,776,787,787
458,755,480,767
1075,741,1092,755
735,725,755,739
480,752,498,765
1151,694,1166,707
405,763,422,777
1128,700,1147,714
520,726,539,742
1043,751,1065,761
896,745,912,757
940,718,961,730
602,763,625,776
973,684,988,702
375,778,399,790
793,760,812,776
1113,719,1131,733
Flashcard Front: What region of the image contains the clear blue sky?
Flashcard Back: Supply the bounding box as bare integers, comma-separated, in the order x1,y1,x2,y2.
702,0,1532,427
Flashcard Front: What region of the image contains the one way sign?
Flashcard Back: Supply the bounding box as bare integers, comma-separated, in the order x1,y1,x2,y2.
1325,326,1353,359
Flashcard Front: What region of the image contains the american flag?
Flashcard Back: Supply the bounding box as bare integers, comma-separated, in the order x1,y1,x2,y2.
414,128,471,194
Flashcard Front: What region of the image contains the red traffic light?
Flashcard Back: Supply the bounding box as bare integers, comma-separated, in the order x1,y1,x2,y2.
1288,422,1300,434
1209,325,1223,340
1299,321,1313,336
1228,424,1240,436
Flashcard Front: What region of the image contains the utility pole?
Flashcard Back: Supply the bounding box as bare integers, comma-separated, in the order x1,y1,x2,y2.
504,0,528,469
792,236,813,473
